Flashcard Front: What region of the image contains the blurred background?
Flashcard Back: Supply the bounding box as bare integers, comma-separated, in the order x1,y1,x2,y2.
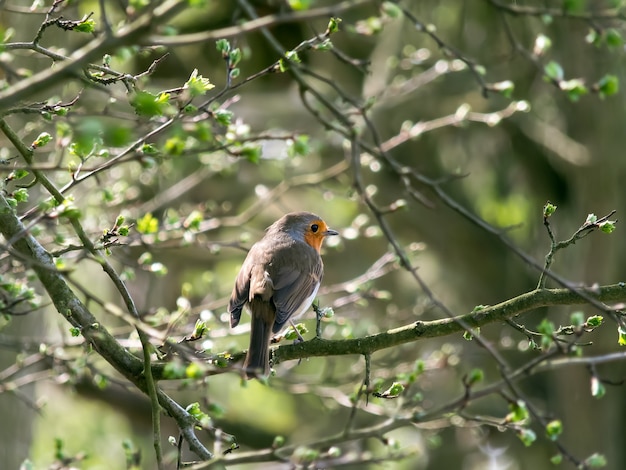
1,1,626,469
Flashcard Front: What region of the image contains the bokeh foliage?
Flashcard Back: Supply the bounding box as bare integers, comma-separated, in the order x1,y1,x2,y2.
1,1,626,469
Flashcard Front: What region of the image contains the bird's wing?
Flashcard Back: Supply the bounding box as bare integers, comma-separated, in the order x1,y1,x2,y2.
271,259,322,333
228,255,252,328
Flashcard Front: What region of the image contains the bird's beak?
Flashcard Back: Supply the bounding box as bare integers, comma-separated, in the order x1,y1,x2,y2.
323,229,339,236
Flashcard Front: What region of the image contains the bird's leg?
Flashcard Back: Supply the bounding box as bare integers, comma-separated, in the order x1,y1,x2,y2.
313,301,323,338
288,320,306,367
289,320,305,343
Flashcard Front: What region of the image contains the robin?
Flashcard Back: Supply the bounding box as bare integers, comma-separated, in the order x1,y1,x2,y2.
228,212,338,379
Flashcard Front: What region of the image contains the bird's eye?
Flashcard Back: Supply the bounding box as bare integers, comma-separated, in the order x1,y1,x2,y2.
311,224,319,233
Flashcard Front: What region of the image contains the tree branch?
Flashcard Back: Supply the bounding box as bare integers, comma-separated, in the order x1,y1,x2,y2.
0,191,213,460
272,285,625,364
0,0,187,110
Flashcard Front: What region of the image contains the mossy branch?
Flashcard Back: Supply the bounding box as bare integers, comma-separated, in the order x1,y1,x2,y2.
272,285,626,364
0,191,213,460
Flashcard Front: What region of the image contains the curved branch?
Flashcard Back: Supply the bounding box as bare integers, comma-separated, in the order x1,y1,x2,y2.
0,0,186,110
486,0,626,20
272,284,625,363
0,191,213,460
149,0,374,46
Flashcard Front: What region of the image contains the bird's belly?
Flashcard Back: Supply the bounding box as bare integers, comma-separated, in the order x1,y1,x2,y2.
287,282,320,325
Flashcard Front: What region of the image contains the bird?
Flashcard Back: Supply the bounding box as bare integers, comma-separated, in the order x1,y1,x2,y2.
228,211,338,379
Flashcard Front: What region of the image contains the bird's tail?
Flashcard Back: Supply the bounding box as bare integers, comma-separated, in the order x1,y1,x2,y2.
243,298,274,379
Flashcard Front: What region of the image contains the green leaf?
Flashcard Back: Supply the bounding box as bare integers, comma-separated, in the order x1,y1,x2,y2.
618,326,626,346
215,38,230,55
585,315,603,328
584,453,607,468
136,213,159,235
605,28,623,48
213,109,233,126
314,39,333,51
31,132,52,148
18,460,34,470
327,17,342,34
185,402,200,417
599,220,616,233
185,68,215,97
550,454,563,465
586,28,602,46
163,361,186,379
129,0,150,8
192,319,208,339
229,48,242,66
544,61,564,81
141,143,158,155
377,381,405,398
382,1,402,18
239,144,262,163
560,78,588,101
389,382,405,396
0,26,14,46
506,400,529,423
517,428,536,447
184,210,204,230
54,437,66,460
185,362,204,379
58,200,81,220
130,91,170,117
278,51,301,72
293,447,319,463
11,169,29,180
562,0,585,13
13,188,28,203
285,323,307,340
545,420,562,441
287,134,310,157
207,402,225,419
272,435,285,448
596,74,619,98
185,402,211,427
74,19,96,33
317,306,333,319
138,252,152,265
93,374,108,390
467,368,484,385
543,202,557,218
287,0,312,10
463,328,480,341
164,136,186,155
537,318,555,348
570,311,585,327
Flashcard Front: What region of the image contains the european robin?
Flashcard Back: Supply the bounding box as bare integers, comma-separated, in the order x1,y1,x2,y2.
228,212,338,379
